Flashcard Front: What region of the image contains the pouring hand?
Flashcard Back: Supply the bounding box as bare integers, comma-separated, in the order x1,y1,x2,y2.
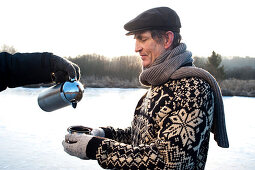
50,55,80,83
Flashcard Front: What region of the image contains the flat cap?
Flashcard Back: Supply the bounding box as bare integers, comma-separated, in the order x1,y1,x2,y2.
124,7,181,35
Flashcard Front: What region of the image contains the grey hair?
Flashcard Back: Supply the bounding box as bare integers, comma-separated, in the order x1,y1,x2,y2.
150,30,182,49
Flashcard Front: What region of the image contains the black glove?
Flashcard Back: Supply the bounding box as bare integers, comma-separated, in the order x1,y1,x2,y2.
50,55,80,83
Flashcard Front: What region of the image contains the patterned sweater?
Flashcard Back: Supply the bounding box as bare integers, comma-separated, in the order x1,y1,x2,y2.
87,77,214,169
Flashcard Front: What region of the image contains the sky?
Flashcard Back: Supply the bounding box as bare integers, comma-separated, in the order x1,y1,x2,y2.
1,0,255,58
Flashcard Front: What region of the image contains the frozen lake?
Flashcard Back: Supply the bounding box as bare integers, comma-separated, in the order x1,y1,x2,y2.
0,87,255,170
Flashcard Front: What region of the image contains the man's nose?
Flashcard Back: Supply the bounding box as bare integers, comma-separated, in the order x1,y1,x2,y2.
135,41,142,53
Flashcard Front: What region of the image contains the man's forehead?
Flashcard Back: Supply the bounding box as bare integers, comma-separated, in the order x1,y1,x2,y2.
134,31,151,39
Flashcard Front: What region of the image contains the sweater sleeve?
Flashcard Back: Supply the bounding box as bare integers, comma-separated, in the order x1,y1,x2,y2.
0,52,52,91
90,78,214,169
101,126,132,144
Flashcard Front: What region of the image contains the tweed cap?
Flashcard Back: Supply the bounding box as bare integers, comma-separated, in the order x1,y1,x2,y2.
124,7,181,35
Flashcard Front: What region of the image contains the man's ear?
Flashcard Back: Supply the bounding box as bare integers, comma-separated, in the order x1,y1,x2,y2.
164,31,174,49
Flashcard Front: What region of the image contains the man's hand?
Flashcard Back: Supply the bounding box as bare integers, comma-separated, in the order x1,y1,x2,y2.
50,55,80,83
91,128,105,137
62,134,93,160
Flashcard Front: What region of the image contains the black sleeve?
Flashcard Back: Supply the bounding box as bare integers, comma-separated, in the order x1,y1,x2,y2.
101,126,132,144
0,52,53,91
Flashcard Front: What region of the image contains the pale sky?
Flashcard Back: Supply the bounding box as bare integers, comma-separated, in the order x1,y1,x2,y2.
1,0,254,58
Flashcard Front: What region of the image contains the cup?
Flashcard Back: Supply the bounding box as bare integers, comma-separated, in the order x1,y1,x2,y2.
67,125,92,135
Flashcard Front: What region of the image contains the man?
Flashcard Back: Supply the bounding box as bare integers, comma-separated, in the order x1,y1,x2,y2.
62,7,229,169
0,52,80,92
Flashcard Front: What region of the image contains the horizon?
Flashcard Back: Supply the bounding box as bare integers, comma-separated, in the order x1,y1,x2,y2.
1,0,254,58
2,44,254,59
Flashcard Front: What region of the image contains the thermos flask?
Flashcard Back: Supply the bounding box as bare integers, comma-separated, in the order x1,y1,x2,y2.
38,79,84,112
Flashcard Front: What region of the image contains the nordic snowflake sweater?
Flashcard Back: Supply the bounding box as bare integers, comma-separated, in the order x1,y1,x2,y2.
86,77,214,169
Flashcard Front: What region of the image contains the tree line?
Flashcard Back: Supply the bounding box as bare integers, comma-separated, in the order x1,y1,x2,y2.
194,52,255,81
67,54,142,82
1,44,255,83
67,51,255,83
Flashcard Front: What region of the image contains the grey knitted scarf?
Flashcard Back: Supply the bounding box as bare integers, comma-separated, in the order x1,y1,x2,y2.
140,43,229,148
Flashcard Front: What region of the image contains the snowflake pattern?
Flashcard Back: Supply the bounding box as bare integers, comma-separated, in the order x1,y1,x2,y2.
164,109,204,147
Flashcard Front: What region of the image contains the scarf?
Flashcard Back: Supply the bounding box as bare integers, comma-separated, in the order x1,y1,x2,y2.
139,43,229,148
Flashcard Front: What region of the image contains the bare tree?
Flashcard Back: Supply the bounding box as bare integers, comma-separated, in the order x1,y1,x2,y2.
0,44,17,54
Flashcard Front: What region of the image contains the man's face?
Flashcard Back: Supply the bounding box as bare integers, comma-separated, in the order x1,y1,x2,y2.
134,31,165,68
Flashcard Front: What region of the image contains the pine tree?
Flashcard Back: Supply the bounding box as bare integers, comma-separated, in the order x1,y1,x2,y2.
206,51,225,81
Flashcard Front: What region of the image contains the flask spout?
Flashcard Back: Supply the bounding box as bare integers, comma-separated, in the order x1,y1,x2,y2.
72,102,77,109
